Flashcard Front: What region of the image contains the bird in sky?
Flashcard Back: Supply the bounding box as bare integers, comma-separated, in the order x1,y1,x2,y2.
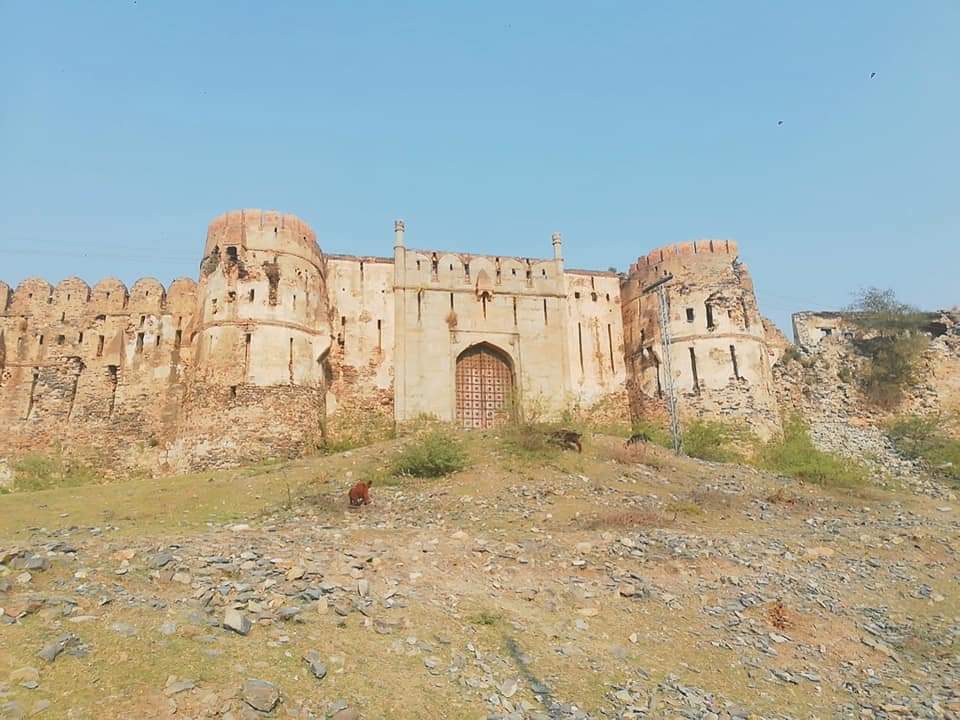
870,72,877,79
777,120,784,127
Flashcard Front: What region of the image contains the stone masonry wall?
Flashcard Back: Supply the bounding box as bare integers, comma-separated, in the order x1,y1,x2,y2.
0,275,198,474
621,240,781,438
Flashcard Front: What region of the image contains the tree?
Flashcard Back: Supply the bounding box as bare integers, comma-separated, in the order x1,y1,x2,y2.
846,287,928,336
844,288,929,408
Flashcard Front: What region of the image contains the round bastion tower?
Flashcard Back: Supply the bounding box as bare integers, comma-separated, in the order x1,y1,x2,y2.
174,210,333,469
620,240,781,438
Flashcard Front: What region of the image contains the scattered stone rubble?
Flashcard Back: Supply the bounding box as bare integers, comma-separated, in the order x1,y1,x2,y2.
0,448,957,718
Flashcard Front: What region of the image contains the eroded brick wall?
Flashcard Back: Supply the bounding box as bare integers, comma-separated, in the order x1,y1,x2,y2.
0,275,198,472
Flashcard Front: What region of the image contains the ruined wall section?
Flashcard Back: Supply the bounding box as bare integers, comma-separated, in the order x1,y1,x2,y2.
170,210,332,470
564,270,629,421
621,240,780,437
0,275,198,470
324,255,395,444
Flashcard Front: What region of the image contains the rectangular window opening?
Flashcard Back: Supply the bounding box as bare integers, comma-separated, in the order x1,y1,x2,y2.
136,332,145,354
174,330,182,349
449,293,454,310
288,338,294,383
78,332,84,344
229,385,238,399
107,365,118,417
417,291,422,323
741,298,751,330
577,322,584,374
377,319,382,350
543,299,548,325
249,289,255,302
706,303,715,329
512,297,518,326
96,335,105,357
729,344,740,380
689,347,700,394
686,308,695,323
57,335,65,345
607,324,615,372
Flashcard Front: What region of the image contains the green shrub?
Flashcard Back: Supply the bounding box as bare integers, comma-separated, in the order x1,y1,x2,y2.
682,420,749,463
391,431,468,478
468,610,502,626
13,453,99,492
779,346,803,365
756,417,868,488
845,288,930,409
629,419,673,449
887,414,960,482
857,335,928,408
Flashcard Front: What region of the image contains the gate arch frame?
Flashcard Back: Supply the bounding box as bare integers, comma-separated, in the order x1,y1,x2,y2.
453,340,517,428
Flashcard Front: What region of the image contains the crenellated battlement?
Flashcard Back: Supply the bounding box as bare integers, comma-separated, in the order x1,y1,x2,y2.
627,239,739,275
203,209,321,262
1,275,198,316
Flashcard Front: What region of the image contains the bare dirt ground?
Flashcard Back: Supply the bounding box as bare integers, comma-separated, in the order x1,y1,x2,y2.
0,434,957,719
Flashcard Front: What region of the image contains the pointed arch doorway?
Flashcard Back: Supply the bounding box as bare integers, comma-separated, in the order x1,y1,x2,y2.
455,343,514,429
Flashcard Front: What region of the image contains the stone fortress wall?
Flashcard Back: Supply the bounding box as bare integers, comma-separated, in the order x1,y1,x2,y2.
620,239,781,437
1,207,787,474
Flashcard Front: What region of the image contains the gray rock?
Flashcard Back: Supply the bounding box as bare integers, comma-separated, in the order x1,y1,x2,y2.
38,634,77,663
164,679,196,696
242,678,280,713
150,552,174,569
303,650,327,681
499,678,519,698
277,606,301,621
223,609,252,636
23,556,49,572
111,622,137,637
9,667,39,689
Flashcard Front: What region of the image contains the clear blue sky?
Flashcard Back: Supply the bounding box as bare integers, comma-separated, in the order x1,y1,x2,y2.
2,1,957,332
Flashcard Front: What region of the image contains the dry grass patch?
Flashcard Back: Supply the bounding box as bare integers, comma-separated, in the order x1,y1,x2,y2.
580,509,672,530
604,442,664,469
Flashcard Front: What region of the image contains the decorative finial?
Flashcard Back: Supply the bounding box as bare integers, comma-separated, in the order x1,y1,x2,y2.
394,219,405,232
551,232,563,260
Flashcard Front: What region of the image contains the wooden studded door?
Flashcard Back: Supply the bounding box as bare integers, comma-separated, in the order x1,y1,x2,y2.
455,344,513,429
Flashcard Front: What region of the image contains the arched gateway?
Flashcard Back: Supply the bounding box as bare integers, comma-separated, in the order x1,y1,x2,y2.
455,343,514,429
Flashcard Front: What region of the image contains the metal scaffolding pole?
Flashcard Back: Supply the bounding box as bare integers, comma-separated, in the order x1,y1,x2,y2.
642,274,682,454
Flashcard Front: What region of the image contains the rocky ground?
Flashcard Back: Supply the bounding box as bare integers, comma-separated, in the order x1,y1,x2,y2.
0,434,958,719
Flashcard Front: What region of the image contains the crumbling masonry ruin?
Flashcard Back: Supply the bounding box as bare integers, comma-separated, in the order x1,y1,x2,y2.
0,209,784,473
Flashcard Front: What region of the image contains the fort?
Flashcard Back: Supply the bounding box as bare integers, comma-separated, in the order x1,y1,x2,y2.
0,209,783,473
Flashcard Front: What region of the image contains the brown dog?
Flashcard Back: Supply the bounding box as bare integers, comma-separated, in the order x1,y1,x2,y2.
348,480,373,507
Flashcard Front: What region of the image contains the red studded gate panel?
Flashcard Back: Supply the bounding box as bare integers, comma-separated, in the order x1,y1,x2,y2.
455,345,513,429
